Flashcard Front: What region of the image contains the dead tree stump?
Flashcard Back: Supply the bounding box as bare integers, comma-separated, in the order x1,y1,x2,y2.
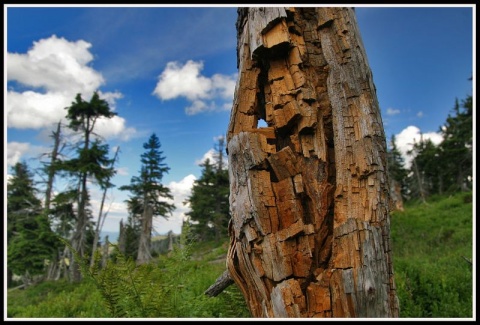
225,7,399,318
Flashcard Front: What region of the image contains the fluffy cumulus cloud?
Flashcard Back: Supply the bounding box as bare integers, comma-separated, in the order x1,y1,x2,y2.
152,60,237,115
6,35,133,139
6,90,72,129
95,115,136,141
6,141,50,167
7,35,101,92
194,135,229,166
195,148,216,166
6,142,30,166
153,174,197,234
394,125,443,168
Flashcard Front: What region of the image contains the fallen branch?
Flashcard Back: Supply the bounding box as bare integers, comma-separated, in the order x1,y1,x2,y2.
461,255,472,265
204,269,234,297
7,284,26,292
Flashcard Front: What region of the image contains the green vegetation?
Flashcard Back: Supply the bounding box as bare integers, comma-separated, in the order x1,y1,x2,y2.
7,236,250,318
185,136,230,242
391,191,473,318
7,192,473,318
119,132,175,264
7,161,61,285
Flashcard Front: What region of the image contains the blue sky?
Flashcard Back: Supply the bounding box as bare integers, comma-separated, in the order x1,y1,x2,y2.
5,5,474,238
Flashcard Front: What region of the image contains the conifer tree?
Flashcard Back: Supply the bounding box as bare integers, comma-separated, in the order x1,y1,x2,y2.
60,91,117,281
120,133,175,264
407,136,441,201
7,161,60,286
438,95,473,192
387,135,409,208
185,137,230,242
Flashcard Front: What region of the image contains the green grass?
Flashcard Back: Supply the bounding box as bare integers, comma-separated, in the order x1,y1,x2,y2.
7,280,109,318
7,192,474,318
391,191,473,318
7,236,250,319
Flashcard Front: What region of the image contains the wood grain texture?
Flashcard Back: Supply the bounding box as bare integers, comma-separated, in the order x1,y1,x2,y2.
226,7,399,318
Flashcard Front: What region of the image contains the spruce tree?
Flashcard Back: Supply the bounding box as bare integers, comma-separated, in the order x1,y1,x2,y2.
407,136,441,200
7,161,60,286
185,137,230,242
438,95,473,192
119,133,175,264
387,135,409,204
60,91,117,281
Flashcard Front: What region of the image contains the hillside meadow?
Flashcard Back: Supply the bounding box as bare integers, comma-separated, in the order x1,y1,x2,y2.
6,191,473,319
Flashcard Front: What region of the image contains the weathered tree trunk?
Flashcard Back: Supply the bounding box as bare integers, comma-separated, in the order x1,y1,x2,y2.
389,179,404,212
167,230,174,252
118,219,126,254
71,126,91,282
90,146,119,267
225,7,399,318
136,205,153,264
102,235,109,268
43,121,63,281
44,121,62,216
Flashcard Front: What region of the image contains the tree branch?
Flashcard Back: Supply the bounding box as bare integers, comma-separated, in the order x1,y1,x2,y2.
204,269,234,297
461,255,472,265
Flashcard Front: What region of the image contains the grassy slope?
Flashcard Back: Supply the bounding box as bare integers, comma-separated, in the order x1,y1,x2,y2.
7,239,250,318
391,191,474,318
7,191,474,318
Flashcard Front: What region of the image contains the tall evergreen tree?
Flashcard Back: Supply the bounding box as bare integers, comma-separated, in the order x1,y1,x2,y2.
386,135,409,209
118,197,143,261
119,133,175,264
185,137,230,242
438,95,473,192
406,136,442,201
7,161,60,286
60,91,117,281
186,159,219,241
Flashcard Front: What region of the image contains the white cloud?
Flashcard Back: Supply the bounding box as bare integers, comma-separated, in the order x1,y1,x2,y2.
97,90,123,111
152,60,237,115
417,111,424,118
7,35,102,93
152,60,212,101
185,100,212,115
95,115,137,141
6,90,71,129
6,35,134,139
386,107,401,115
6,142,30,166
6,141,51,168
211,73,237,99
153,174,197,234
194,135,228,166
394,125,443,168
195,148,216,166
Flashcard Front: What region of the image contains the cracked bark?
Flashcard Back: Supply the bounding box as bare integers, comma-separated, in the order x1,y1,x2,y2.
225,7,399,318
